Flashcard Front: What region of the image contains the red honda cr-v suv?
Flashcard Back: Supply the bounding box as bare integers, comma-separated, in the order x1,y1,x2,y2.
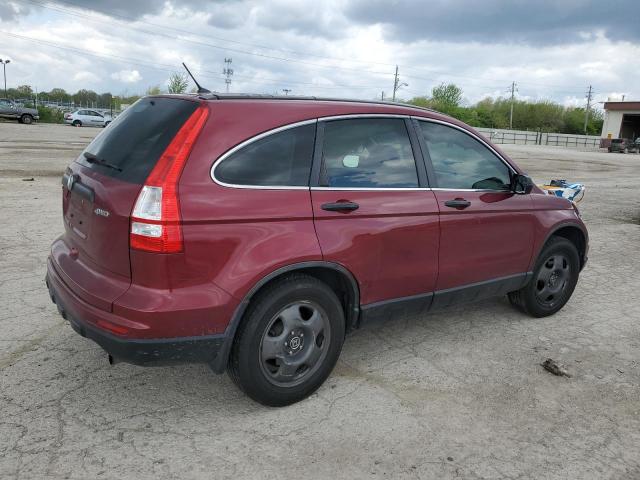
46,95,588,406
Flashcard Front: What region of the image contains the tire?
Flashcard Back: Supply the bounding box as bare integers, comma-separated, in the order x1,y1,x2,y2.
104,121,111,128
623,147,628,154
228,273,345,406
607,147,612,153
508,236,580,318
72,120,82,127
20,114,33,125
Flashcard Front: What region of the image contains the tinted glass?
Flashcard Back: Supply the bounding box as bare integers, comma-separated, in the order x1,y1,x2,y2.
76,97,198,184
419,121,511,190
215,123,315,186
321,118,418,188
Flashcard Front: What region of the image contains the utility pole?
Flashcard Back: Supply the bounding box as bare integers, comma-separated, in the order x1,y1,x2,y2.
223,58,233,93
282,88,291,96
381,91,384,101
392,65,408,101
509,81,517,129
584,85,593,134
0,59,10,97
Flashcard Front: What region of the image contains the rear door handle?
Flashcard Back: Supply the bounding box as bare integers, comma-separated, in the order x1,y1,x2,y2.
321,201,359,212
444,199,471,209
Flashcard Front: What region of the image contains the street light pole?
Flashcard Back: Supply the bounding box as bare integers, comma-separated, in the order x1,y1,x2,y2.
0,59,10,97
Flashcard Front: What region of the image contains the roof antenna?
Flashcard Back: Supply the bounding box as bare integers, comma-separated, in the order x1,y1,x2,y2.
182,62,210,94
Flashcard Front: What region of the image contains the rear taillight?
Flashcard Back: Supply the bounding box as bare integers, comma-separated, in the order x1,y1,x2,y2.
130,104,209,253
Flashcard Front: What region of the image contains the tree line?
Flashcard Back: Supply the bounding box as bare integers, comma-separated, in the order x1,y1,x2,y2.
4,77,603,135
406,83,603,135
4,73,191,109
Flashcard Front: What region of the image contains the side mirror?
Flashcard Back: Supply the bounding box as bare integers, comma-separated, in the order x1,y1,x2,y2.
512,174,534,194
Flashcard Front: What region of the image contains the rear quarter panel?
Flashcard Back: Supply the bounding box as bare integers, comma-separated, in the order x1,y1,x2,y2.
178,103,323,301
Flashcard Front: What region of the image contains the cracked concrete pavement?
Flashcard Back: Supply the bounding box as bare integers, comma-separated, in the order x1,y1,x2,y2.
1,122,639,479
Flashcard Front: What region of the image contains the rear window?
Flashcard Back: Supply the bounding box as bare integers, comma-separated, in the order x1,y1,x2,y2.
612,139,623,143
76,97,198,184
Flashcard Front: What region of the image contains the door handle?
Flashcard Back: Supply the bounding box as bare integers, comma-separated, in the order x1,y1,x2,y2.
321,201,359,212
444,199,471,209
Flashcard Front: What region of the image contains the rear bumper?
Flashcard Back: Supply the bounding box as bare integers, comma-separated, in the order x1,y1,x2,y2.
46,258,226,366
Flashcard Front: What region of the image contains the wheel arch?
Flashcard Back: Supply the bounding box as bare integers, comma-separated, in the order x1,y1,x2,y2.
210,261,360,373
538,222,588,270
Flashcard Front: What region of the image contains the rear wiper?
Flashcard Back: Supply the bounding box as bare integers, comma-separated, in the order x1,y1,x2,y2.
83,152,122,172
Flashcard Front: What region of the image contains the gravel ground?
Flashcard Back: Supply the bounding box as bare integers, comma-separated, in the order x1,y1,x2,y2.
1,122,639,479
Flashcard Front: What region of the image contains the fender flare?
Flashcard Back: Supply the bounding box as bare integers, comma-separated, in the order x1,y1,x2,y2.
209,261,360,373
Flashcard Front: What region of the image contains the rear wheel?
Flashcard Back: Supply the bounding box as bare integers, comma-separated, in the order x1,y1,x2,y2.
20,114,33,125
72,120,82,127
509,237,580,317
228,274,345,406
623,147,628,154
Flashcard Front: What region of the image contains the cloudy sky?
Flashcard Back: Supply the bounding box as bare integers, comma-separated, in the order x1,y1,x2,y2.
0,0,638,107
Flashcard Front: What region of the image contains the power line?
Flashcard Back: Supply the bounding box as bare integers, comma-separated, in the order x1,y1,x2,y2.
24,0,594,94
41,0,401,69
0,30,391,93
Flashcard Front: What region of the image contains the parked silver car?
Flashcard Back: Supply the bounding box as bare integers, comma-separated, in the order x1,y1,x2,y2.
64,109,111,127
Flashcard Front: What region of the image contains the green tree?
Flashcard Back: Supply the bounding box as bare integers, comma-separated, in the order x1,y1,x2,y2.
73,89,98,107
48,88,70,103
167,73,188,94
16,85,33,97
431,83,463,110
146,85,162,95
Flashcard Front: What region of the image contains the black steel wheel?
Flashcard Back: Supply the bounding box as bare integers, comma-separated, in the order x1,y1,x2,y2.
228,273,345,406
259,301,331,387
533,253,571,308
509,236,580,317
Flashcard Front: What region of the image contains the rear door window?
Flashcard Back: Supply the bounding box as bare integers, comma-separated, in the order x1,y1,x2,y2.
418,121,511,190
76,97,198,184
214,123,316,187
320,118,418,188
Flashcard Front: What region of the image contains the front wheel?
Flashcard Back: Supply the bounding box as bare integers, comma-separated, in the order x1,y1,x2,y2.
228,274,345,406
20,114,33,125
509,237,580,317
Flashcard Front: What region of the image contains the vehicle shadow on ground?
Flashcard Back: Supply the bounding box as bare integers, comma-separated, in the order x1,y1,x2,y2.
39,295,535,416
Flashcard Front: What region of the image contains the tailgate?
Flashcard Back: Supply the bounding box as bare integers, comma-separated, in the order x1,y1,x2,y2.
57,167,140,310
53,97,200,311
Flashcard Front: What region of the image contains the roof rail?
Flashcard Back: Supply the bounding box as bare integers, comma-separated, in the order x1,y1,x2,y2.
198,92,438,114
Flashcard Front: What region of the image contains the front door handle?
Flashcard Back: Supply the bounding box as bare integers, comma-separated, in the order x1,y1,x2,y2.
444,199,471,209
321,201,359,212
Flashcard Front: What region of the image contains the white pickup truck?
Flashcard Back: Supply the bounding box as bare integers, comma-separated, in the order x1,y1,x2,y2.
0,98,39,124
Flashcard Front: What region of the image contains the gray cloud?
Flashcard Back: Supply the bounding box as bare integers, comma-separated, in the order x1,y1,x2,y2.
0,1,31,21
252,1,349,39
51,0,235,20
345,0,640,45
